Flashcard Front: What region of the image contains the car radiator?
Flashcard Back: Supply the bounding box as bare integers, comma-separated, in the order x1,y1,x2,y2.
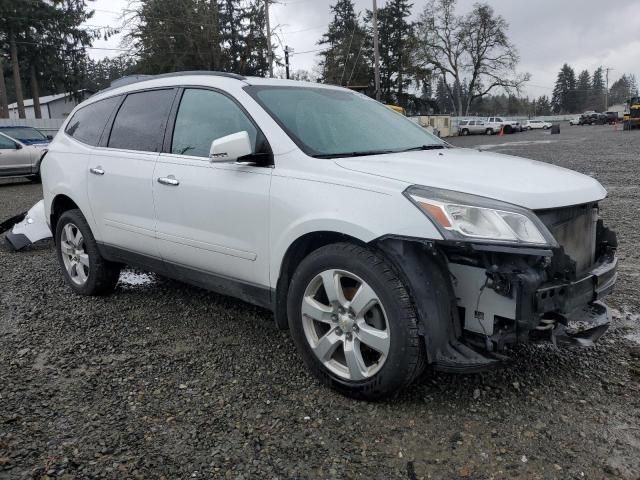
536,203,598,275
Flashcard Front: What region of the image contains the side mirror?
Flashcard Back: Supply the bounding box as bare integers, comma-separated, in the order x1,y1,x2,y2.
46,135,53,140
209,131,253,163
15,142,22,150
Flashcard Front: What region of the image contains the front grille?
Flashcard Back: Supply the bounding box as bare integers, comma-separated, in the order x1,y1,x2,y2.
536,203,598,274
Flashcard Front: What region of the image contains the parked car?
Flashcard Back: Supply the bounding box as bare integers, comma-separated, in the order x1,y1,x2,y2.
457,119,494,136
0,131,47,181
578,112,607,125
523,120,552,130
41,72,618,399
0,126,51,145
569,118,580,126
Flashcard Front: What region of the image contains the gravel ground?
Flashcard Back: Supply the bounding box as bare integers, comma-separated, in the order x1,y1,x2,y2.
1,124,639,479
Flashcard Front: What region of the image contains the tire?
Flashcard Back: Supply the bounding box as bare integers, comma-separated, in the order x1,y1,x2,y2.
287,242,426,400
485,128,494,135
461,129,469,136
543,125,549,130
55,209,121,295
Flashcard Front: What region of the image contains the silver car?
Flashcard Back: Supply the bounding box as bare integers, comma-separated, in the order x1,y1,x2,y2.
0,131,47,181
458,120,494,136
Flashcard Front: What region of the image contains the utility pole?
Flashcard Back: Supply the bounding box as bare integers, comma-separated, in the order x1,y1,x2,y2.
284,46,291,79
372,0,381,101
265,0,273,77
605,67,613,110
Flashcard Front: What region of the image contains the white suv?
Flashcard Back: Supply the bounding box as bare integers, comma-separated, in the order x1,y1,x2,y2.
42,72,618,399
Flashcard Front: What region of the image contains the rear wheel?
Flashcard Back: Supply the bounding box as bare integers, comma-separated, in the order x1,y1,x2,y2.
55,209,121,295
287,243,425,400
461,129,469,136
485,128,494,135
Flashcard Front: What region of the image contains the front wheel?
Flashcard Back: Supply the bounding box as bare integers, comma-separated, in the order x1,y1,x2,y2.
287,243,426,400
460,129,469,136
55,209,121,295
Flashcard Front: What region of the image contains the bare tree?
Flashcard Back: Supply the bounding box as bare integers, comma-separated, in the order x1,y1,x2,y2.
415,0,529,116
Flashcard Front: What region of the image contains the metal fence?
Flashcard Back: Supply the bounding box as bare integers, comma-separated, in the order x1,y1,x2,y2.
0,118,64,137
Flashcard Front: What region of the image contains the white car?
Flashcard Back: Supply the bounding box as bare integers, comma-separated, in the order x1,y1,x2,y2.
0,131,47,181
569,118,580,126
41,72,618,399
524,120,552,130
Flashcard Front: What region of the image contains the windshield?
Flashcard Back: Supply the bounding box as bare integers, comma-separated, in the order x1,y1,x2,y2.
246,86,444,157
0,127,47,141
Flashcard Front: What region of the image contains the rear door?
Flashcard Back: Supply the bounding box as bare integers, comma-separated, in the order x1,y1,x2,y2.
0,133,32,175
87,88,177,257
153,87,272,288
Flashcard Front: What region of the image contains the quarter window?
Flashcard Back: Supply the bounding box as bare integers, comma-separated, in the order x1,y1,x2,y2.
0,134,16,149
65,96,120,146
171,89,257,158
108,89,175,152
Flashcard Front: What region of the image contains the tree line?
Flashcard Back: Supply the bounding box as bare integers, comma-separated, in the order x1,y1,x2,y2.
551,63,638,114
2,0,638,119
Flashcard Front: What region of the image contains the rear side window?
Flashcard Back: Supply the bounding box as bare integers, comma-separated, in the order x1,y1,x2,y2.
65,96,120,146
171,89,258,157
108,89,175,152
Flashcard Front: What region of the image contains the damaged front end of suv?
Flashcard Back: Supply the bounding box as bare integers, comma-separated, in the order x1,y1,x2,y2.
378,186,618,373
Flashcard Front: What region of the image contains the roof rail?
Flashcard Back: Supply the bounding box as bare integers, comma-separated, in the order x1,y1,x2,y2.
104,70,247,93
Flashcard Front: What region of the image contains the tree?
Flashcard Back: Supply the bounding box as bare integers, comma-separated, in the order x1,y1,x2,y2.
415,0,528,116
576,69,591,112
536,95,552,116
318,0,369,88
591,67,605,111
125,0,270,76
0,0,98,118
369,0,423,106
609,74,639,105
551,64,577,113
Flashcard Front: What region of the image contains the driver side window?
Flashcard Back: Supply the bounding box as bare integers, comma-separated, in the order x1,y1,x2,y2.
171,89,258,158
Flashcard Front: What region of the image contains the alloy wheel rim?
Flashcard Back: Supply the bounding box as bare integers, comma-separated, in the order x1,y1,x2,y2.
60,222,90,286
301,269,390,381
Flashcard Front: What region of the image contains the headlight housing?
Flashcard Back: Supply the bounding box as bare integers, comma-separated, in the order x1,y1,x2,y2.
405,186,556,247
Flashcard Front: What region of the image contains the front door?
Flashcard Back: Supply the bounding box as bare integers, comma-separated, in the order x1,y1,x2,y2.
0,134,32,175
153,88,272,288
87,88,176,257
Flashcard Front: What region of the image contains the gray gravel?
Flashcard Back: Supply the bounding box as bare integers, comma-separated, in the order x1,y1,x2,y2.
1,124,639,479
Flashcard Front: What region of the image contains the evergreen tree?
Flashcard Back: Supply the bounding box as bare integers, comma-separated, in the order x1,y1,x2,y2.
536,95,552,115
552,64,577,113
609,74,639,105
318,0,369,87
371,0,418,106
591,67,605,111
576,69,591,112
127,0,270,76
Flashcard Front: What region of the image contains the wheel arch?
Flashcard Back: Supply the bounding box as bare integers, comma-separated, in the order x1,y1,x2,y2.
50,194,81,240
274,230,369,329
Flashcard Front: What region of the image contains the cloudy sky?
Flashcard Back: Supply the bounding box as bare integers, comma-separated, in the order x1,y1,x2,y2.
87,0,640,98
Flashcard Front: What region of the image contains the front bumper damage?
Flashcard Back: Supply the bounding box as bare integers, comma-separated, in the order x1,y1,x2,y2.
377,216,618,373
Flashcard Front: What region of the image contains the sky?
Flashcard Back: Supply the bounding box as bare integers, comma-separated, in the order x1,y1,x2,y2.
87,0,640,100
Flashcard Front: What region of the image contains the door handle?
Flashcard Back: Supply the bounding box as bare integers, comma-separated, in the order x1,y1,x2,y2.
157,175,180,186
89,166,105,176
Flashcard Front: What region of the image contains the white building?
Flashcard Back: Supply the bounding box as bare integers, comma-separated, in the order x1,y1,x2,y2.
7,91,92,119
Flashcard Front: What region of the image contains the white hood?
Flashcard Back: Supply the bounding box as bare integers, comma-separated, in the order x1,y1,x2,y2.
335,148,607,210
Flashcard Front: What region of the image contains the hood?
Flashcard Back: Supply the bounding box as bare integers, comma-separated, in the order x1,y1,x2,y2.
335,148,607,210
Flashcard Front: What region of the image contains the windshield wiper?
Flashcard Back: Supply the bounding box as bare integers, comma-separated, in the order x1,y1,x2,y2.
313,149,395,159
398,144,446,152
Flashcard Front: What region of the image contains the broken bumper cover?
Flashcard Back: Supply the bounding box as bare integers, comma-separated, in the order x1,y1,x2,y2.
533,254,617,345
3,200,52,250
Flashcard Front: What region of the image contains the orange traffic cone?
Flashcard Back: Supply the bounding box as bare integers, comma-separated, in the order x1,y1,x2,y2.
614,121,618,131
499,126,504,136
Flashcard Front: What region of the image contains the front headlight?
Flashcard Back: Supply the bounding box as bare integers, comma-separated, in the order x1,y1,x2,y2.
405,186,556,246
